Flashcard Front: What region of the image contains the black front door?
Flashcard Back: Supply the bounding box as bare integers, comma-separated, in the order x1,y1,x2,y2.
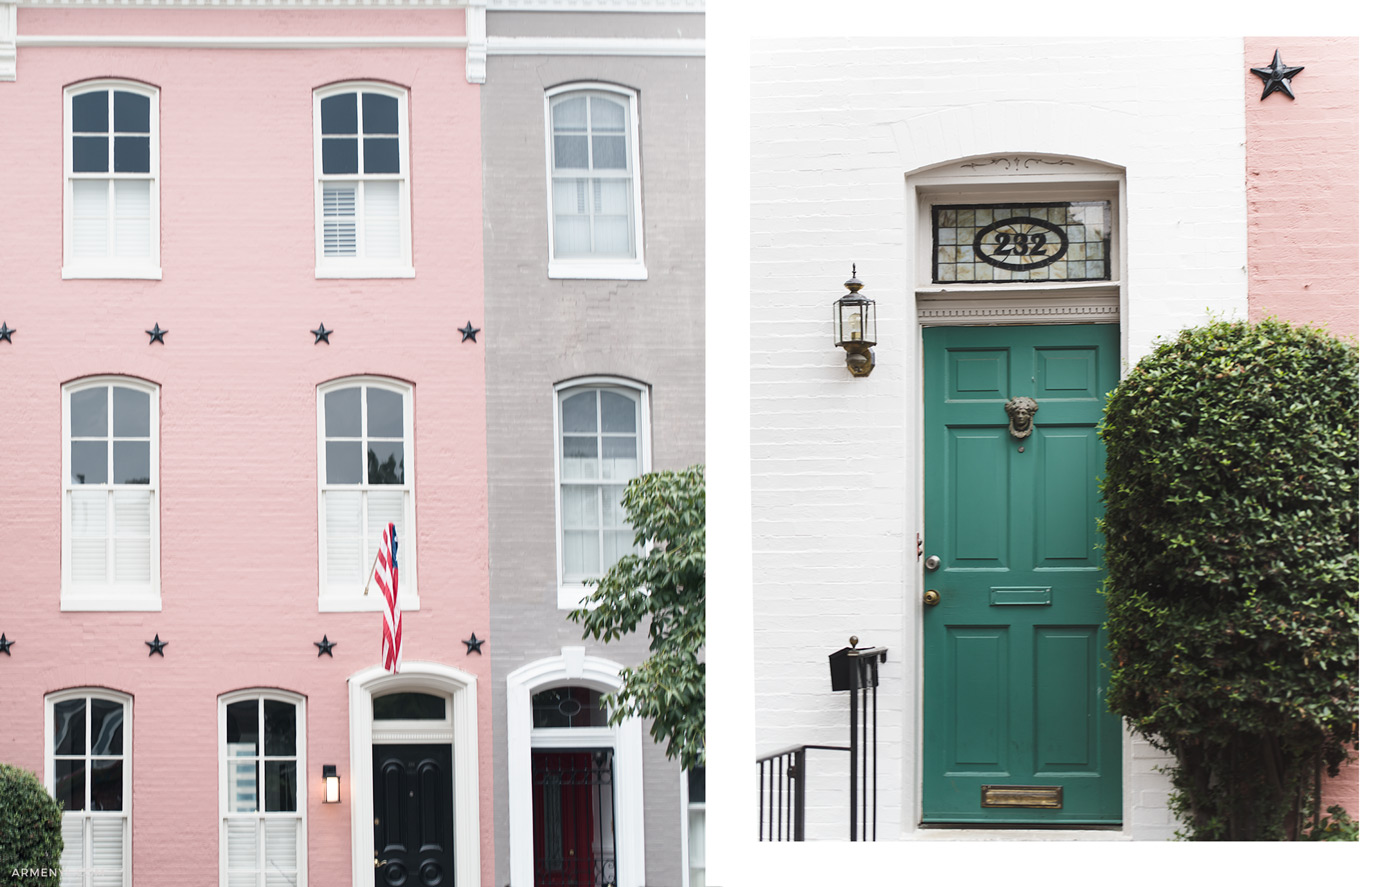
374,744,453,887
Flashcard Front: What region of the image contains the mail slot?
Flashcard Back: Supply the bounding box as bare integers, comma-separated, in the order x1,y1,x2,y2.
989,586,1052,606
981,785,1063,808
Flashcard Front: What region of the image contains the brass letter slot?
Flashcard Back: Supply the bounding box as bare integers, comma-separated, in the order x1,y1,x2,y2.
981,785,1063,808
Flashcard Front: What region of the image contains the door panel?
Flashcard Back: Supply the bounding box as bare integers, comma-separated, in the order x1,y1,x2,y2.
923,323,1121,825
374,744,454,887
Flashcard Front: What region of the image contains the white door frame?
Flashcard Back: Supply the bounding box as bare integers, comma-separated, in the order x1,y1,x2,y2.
347,661,482,887
507,647,646,887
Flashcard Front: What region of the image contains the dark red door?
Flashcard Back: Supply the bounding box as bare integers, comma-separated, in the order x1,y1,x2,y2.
531,750,617,887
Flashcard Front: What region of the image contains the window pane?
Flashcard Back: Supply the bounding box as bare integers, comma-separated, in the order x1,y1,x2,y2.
367,441,405,485
562,530,600,581
71,441,109,485
265,761,298,812
561,485,599,530
112,387,150,437
361,92,399,134
54,698,87,755
553,134,588,169
552,96,587,131
366,388,404,438
561,436,598,480
326,441,362,484
227,761,259,813
600,437,637,481
373,693,446,720
324,387,361,438
594,214,633,258
112,441,150,485
226,700,260,755
600,484,629,528
561,390,596,433
90,759,123,811
531,686,607,728
600,391,636,433
54,759,86,812
113,91,149,133
113,136,150,174
71,387,108,437
90,698,124,755
590,96,625,131
553,212,591,257
592,135,627,170
363,137,399,174
365,491,404,568
321,93,358,134
73,136,110,173
263,700,296,757
603,529,635,572
73,91,109,133
596,178,632,214
321,137,358,175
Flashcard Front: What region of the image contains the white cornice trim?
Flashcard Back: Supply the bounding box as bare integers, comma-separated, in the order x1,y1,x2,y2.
15,33,702,53
15,0,702,8
1,3,16,81
489,34,701,55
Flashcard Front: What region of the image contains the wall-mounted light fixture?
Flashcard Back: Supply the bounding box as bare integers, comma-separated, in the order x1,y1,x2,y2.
833,265,876,377
323,764,341,803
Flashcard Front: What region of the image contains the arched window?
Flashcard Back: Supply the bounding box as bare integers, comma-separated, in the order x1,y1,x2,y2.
313,82,413,277
63,80,161,279
217,689,307,887
317,376,416,610
46,688,133,887
62,376,160,610
545,83,645,280
553,377,650,608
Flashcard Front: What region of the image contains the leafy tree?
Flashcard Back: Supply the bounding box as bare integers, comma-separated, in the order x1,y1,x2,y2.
570,465,705,770
0,762,64,886
1099,318,1358,840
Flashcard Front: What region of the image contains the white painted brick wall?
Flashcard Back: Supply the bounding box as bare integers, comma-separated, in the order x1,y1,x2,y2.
750,36,1247,841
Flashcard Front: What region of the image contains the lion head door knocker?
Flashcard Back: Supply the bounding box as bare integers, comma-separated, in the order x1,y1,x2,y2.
1005,397,1039,440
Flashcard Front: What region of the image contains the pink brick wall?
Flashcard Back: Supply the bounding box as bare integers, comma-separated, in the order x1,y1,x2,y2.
1245,37,1359,339
0,9,490,884
1245,36,1360,824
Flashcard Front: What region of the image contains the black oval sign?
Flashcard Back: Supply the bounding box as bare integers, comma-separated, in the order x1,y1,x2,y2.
972,216,1069,271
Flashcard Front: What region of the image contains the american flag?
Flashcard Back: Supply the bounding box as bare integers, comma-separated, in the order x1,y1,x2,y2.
374,523,401,673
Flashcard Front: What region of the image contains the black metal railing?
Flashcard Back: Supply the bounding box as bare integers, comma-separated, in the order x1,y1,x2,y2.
757,643,888,841
755,744,848,841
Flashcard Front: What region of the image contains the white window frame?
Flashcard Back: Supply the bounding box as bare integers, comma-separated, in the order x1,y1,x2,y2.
45,688,134,887
61,376,161,612
217,689,308,887
313,81,414,278
544,82,646,280
62,79,161,279
316,376,418,612
552,376,651,609
506,649,645,887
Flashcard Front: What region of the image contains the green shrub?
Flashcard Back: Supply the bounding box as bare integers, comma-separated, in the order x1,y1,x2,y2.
1099,318,1358,840
0,762,64,886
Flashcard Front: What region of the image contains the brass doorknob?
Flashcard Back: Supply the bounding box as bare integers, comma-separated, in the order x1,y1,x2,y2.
374,858,385,869
924,589,941,607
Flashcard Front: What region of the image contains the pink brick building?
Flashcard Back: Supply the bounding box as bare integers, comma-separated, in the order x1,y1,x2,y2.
0,5,491,885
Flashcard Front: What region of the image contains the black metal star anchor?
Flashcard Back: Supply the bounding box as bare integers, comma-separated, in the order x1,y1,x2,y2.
146,323,167,344
0,633,13,655
463,633,485,655
315,634,337,657
458,322,480,343
1251,49,1304,100
311,323,333,345
145,634,168,657
0,322,14,344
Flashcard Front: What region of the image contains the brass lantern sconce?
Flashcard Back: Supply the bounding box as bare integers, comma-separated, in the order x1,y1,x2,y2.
323,764,341,803
833,265,876,377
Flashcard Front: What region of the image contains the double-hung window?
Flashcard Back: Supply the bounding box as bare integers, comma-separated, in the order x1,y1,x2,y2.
314,83,413,277
63,81,160,279
218,690,306,887
546,84,646,280
47,689,133,887
62,377,160,611
317,377,416,611
554,378,650,608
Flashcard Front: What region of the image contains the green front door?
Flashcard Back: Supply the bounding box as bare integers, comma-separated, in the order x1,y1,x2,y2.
922,323,1122,825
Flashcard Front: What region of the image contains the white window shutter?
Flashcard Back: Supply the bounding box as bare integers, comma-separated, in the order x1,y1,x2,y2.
69,489,110,584
263,819,299,887
322,185,357,257
113,180,151,259
60,816,85,880
89,817,125,887
363,181,401,260
324,491,364,585
72,180,111,259
225,818,259,887
112,490,152,583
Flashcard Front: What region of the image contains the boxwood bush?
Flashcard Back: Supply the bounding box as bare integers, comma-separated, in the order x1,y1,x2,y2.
0,762,64,886
1099,318,1358,840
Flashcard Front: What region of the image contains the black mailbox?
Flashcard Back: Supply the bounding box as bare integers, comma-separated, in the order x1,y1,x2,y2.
829,640,880,692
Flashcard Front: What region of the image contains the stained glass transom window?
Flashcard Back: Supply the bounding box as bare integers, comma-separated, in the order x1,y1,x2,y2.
933,201,1111,283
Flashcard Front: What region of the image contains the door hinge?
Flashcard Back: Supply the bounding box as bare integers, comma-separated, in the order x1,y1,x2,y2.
916,533,924,559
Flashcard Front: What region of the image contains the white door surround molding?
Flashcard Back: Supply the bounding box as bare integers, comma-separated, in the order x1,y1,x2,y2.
347,662,482,887
506,647,646,887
